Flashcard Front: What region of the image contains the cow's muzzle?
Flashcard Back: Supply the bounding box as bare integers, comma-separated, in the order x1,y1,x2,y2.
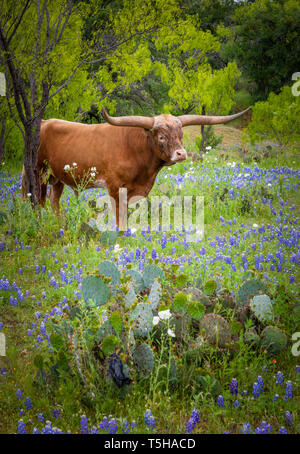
171,148,187,162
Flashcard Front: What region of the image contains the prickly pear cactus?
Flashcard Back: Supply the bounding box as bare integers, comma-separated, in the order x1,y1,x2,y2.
244,330,260,347
250,294,274,323
218,290,236,309
199,313,230,348
183,287,214,312
237,279,268,307
82,275,110,307
148,280,161,311
260,326,287,355
142,264,164,289
129,303,153,338
98,261,121,295
96,319,115,343
124,283,137,309
132,343,154,376
126,269,146,293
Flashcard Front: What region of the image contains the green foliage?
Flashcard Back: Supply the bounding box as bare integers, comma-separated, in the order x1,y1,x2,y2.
110,312,123,337
204,279,217,296
173,292,188,314
246,85,300,150
187,301,205,321
219,0,300,99
102,335,119,355
175,274,188,289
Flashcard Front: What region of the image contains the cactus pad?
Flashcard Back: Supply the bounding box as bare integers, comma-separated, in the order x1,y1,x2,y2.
82,275,110,307
133,343,154,376
199,313,230,347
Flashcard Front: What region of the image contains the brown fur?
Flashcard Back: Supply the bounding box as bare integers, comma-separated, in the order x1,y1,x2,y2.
24,115,187,226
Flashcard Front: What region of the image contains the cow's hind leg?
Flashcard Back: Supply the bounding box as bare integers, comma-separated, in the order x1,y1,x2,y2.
49,180,64,214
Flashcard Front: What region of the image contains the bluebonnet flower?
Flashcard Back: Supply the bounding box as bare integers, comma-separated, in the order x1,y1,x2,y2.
20,409,25,416
52,408,60,419
38,413,44,422
276,371,284,386
80,415,89,434
16,389,23,400
284,381,293,400
285,411,293,426
279,426,288,434
24,397,32,410
217,395,225,408
273,394,279,401
234,400,241,409
241,423,251,434
109,418,118,434
253,382,260,399
257,375,264,393
0,367,7,376
144,409,155,430
17,419,26,434
230,378,238,395
32,428,40,434
296,365,300,373
186,409,200,434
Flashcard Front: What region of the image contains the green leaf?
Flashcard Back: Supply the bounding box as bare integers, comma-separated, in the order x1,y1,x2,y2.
110,311,122,337
50,333,65,351
102,335,119,355
204,280,217,295
33,355,44,370
188,301,205,321
173,292,188,314
176,274,188,289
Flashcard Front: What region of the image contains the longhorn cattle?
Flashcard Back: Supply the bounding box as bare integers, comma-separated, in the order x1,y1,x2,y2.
21,106,250,228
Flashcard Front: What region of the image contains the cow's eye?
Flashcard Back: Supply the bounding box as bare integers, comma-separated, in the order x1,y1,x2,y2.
158,135,167,142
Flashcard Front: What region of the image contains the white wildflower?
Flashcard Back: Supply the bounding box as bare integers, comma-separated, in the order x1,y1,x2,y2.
72,162,77,167
152,316,160,326
27,193,31,197
158,309,172,320
91,172,96,178
167,328,176,338
206,146,212,150
64,164,70,171
253,223,259,228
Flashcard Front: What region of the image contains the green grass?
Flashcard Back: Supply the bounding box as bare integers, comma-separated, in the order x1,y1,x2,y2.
0,140,299,435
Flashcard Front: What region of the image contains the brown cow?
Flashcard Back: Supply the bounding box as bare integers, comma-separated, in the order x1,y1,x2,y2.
22,106,250,228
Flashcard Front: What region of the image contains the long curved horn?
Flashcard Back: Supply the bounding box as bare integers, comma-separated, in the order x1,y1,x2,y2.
178,107,251,127
102,107,154,129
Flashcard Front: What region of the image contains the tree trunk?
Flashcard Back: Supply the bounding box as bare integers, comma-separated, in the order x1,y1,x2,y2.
23,116,42,206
